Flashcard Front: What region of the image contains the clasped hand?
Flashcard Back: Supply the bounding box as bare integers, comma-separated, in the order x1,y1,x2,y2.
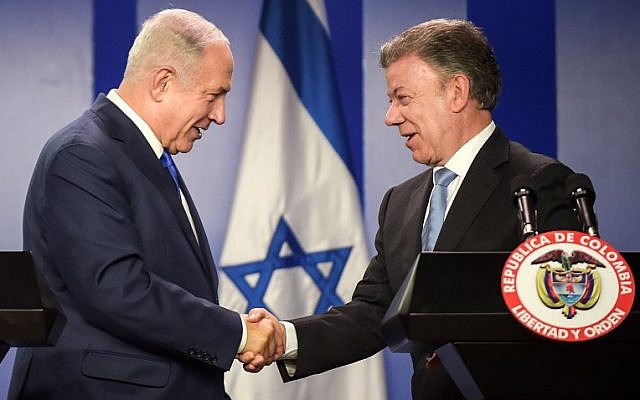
237,308,285,372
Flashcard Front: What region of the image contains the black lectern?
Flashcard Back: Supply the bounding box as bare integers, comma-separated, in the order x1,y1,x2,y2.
0,251,65,361
381,251,640,400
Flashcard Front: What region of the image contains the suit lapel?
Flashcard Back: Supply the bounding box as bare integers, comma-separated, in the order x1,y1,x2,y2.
179,180,218,292
399,170,433,278
90,95,209,273
435,128,510,250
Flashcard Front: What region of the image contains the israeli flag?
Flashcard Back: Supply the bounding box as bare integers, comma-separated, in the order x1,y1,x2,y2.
218,0,386,398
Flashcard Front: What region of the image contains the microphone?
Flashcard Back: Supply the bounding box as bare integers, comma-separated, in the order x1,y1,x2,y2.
511,175,539,240
566,173,599,237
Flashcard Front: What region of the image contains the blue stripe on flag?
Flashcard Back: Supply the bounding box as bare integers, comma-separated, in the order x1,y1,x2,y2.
325,0,363,197
260,0,353,175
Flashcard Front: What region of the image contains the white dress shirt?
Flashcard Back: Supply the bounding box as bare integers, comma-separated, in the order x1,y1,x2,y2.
423,120,496,228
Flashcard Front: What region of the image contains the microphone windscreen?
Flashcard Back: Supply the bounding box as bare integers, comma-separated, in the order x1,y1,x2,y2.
565,173,595,201
511,174,537,204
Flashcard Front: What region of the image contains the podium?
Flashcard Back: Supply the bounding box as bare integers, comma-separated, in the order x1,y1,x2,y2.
0,251,65,361
381,251,640,399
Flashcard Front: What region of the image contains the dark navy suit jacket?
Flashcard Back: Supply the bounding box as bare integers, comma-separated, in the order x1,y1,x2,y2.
9,95,241,399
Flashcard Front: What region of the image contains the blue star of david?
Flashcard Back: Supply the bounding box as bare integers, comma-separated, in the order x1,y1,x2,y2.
222,217,351,317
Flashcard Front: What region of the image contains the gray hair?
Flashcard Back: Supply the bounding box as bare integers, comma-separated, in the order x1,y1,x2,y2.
124,8,229,83
379,19,501,111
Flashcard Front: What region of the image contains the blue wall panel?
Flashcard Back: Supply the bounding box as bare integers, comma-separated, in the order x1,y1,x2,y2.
469,0,557,157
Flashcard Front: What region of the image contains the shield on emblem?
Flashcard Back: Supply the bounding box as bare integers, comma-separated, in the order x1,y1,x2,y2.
552,271,587,306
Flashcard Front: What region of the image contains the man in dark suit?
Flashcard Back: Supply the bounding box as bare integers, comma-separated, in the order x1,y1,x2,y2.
9,8,282,400
241,18,581,397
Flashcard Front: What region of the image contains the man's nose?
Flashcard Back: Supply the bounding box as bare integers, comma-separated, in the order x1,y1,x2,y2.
209,99,226,125
384,102,403,126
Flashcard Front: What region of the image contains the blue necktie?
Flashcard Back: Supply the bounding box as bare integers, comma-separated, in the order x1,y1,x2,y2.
422,167,457,251
160,150,180,195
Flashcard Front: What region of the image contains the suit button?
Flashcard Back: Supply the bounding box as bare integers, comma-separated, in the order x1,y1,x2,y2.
211,355,217,363
187,348,195,356
203,352,210,361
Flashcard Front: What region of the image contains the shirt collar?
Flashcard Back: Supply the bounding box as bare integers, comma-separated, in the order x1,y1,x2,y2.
106,89,164,159
442,120,496,179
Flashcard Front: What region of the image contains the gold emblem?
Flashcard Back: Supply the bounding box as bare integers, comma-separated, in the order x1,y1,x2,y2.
533,250,603,318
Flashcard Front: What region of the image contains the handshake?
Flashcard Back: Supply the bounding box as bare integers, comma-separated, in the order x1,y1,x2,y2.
237,308,286,373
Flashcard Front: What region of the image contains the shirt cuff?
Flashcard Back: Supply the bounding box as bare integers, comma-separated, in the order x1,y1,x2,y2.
280,321,298,359
237,314,247,353
280,321,298,377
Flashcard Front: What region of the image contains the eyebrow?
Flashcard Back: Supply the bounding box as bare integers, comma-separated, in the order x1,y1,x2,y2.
388,87,406,97
205,83,231,94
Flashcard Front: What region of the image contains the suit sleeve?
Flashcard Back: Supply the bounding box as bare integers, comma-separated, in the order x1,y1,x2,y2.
40,143,241,370
277,188,395,381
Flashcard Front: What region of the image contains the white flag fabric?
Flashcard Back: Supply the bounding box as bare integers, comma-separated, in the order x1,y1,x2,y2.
218,0,387,399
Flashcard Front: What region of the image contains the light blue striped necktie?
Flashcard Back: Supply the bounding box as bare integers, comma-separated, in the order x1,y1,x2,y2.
160,150,180,196
422,167,457,251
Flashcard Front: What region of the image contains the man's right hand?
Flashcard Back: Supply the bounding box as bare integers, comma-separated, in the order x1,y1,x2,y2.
237,308,285,372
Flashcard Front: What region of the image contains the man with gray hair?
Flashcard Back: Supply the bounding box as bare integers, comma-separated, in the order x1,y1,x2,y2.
246,18,579,398
9,8,283,400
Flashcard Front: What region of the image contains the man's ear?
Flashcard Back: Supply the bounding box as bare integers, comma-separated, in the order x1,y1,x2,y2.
151,66,175,101
449,73,471,113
